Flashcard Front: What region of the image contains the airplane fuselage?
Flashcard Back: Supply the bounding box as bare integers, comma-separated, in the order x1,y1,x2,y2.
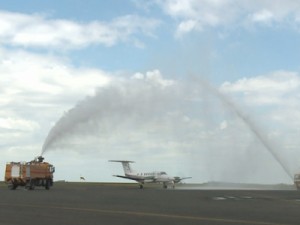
125,171,174,183
109,160,191,189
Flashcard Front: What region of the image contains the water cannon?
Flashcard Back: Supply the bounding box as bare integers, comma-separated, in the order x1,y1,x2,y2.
37,156,44,162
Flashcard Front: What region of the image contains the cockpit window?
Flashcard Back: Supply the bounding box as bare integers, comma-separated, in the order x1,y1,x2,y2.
49,166,55,173
160,172,167,175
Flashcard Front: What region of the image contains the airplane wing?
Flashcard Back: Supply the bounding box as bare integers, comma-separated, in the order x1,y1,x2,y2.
113,175,145,182
113,175,156,182
113,175,140,181
173,176,192,183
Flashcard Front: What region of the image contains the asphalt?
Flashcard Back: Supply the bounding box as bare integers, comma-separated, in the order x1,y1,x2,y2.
0,182,300,225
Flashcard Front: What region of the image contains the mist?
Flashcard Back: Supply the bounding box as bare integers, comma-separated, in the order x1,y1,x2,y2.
41,72,297,184
42,73,188,154
194,77,294,181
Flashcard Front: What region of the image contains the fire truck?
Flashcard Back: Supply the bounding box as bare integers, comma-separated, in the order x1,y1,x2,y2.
4,156,55,190
294,173,300,190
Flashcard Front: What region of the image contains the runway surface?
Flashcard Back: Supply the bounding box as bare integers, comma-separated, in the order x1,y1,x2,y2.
0,182,300,225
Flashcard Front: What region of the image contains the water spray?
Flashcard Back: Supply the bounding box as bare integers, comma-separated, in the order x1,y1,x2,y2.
40,74,294,183
40,78,179,155
194,76,293,181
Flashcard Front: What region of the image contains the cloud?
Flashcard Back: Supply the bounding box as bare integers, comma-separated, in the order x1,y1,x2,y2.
0,48,111,156
251,9,274,24
0,11,160,49
0,117,39,131
220,71,300,106
176,20,199,37
154,0,300,35
0,48,111,98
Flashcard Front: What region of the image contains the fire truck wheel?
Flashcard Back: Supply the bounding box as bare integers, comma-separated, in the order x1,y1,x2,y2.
29,180,35,190
8,181,17,190
45,180,50,190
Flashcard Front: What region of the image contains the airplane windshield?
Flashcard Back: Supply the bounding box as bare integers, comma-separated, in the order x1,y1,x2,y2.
160,172,167,175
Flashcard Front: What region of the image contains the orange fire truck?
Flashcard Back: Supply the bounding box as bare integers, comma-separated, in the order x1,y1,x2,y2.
4,156,55,190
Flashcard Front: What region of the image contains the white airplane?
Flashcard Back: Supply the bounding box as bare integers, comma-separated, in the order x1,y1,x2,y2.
109,160,191,189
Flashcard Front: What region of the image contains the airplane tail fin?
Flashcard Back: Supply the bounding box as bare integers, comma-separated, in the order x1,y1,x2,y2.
109,160,135,175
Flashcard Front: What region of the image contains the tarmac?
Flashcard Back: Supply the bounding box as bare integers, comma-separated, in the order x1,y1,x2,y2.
0,182,300,225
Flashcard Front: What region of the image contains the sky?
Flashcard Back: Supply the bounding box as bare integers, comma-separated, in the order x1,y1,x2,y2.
1,0,300,184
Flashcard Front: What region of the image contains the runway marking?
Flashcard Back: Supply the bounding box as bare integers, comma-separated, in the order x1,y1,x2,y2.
212,195,254,201
0,202,289,225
